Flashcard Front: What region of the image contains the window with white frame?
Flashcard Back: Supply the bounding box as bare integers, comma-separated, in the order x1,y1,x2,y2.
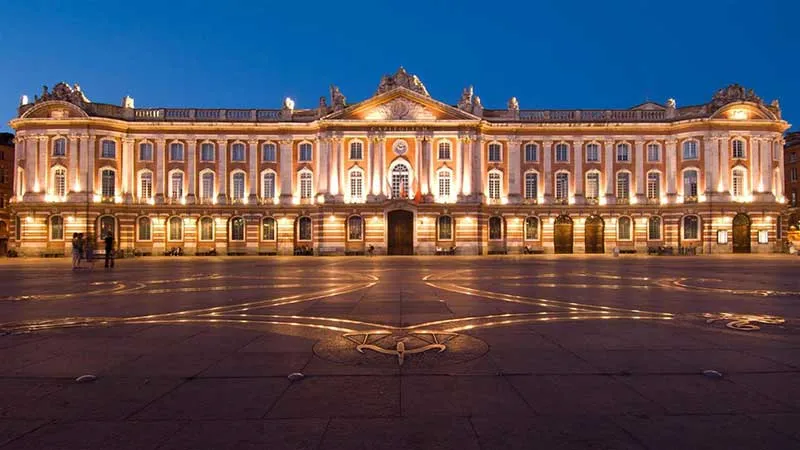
137,217,151,241
262,217,276,241
297,217,312,241
200,143,214,161
683,140,698,160
616,172,630,199
350,141,363,160
488,143,502,162
169,142,184,161
438,170,451,199
349,169,364,201
170,172,183,200
585,172,599,201
139,171,153,200
648,216,662,240
49,216,63,240
585,143,599,162
683,215,699,240
52,138,66,157
617,216,632,240
616,143,630,162
199,217,214,241
348,216,363,241
524,172,538,199
231,143,246,162
231,172,246,200
758,229,769,244
230,217,245,241
438,141,451,160
647,172,660,200
524,143,538,162
200,172,214,201
555,143,569,162
53,167,66,197
488,172,501,199
391,164,409,198
262,143,276,162
437,215,452,240
683,170,698,199
299,171,313,199
101,169,115,197
717,230,728,244
732,139,746,159
524,216,539,240
555,172,569,200
101,140,116,158
262,171,276,199
647,143,660,162
489,216,503,240
732,168,745,197
298,143,312,162
139,142,153,161
168,217,183,241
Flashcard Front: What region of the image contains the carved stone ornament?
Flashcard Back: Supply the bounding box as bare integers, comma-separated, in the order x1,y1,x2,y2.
330,85,346,110
34,82,90,105
375,67,430,97
367,98,436,121
507,97,519,111
709,83,763,109
393,139,409,156
457,86,474,111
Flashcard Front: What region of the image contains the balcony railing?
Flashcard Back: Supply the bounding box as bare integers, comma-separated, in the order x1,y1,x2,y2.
517,109,668,123
616,197,630,205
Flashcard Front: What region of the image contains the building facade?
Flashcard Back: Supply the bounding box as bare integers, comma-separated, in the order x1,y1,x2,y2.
0,132,14,254
785,131,800,245
7,68,790,256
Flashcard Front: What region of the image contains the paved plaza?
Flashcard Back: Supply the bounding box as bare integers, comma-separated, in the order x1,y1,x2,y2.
0,255,798,449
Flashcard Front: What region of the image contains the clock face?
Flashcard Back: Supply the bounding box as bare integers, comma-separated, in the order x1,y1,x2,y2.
394,140,408,156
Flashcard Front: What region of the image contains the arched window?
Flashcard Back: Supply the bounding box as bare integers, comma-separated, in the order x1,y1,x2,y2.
99,216,115,238
349,169,364,201
262,171,276,199
732,168,746,197
585,143,599,162
647,143,660,162
524,143,538,162
200,171,215,201
555,143,569,162
169,171,184,200
438,141,451,160
101,140,116,158
262,143,276,162
52,138,66,157
298,142,312,162
647,171,661,200
682,140,698,160
616,143,630,162
438,169,451,200
488,171,502,199
617,216,632,241
732,139,746,159
524,171,538,199
101,169,116,197
231,172,246,200
230,217,245,241
391,164,410,198
49,216,64,240
555,172,569,201
137,217,151,241
524,216,540,240
350,141,363,160
616,172,630,200
52,167,67,197
682,215,700,240
168,217,183,241
348,215,363,241
169,142,184,161
200,142,215,161
262,217,276,241
648,216,662,240
585,171,600,201
437,215,453,240
139,142,153,161
489,216,503,240
683,169,698,201
299,171,313,199
297,216,312,241
488,143,502,162
231,143,246,162
199,217,214,241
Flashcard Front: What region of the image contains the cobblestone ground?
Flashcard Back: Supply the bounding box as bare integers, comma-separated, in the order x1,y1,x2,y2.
0,255,798,449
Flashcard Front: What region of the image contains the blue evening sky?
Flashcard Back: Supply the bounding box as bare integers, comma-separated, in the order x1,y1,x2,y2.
1,0,796,132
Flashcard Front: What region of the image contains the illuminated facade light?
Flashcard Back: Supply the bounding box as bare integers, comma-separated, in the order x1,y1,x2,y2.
25,216,33,223
730,109,748,120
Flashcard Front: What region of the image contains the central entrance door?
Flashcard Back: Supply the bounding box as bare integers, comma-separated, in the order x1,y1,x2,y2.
584,215,605,254
554,215,574,254
387,210,414,255
732,213,751,253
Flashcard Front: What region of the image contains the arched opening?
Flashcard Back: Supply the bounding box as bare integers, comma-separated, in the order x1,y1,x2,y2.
732,213,751,253
554,215,573,254
584,215,604,253
387,210,414,255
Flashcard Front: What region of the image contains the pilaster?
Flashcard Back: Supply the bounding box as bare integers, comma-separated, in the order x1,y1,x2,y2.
217,138,228,204
573,139,584,204
542,140,553,203
186,138,197,204
68,134,79,197
279,138,293,205
508,137,522,204
154,137,165,204
603,140,615,204
247,138,258,203
665,138,677,203
122,137,134,203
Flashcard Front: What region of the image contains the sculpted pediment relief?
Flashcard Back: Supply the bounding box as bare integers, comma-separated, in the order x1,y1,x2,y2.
364,98,438,121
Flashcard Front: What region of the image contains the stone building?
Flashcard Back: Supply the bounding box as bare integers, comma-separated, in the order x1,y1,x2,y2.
0,132,14,254
785,131,800,245
7,68,790,256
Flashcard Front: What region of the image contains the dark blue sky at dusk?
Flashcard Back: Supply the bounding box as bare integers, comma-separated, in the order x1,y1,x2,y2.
2,0,796,131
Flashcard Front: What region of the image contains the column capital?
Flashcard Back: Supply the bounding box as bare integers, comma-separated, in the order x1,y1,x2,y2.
247,138,259,146
665,138,678,146
572,139,584,146
507,136,521,145
185,138,197,146
216,138,228,146
68,134,80,141
122,137,135,145
279,138,293,146
542,140,554,147
37,135,49,142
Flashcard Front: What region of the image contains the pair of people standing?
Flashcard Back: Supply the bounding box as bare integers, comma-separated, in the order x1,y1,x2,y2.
71,232,115,269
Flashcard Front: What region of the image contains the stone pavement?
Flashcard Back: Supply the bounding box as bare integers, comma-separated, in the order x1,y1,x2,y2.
0,255,798,449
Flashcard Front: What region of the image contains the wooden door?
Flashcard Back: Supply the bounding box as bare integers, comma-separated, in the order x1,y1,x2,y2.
584,216,605,254
732,213,751,253
554,216,573,254
388,210,414,255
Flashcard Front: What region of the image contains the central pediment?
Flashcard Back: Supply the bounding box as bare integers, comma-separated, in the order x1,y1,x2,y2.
322,88,480,122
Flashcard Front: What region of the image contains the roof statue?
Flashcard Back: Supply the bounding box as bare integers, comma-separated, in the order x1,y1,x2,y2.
34,82,90,105
375,67,430,97
709,83,762,110
507,96,519,111
330,85,347,111
472,95,483,117
457,86,474,111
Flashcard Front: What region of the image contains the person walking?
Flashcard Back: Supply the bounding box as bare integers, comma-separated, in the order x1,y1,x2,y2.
84,235,95,270
104,231,114,268
71,233,80,270
76,233,85,269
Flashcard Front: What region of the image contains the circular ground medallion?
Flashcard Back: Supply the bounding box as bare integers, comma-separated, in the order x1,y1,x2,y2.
314,331,488,369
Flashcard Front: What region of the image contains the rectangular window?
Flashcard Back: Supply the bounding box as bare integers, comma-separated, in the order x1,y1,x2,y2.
555,144,569,162
524,173,538,199
139,143,153,161
262,173,275,199
438,171,451,199
585,172,599,200
300,173,313,199
140,173,152,200
647,172,660,200
299,143,312,162
53,169,66,197
585,144,599,162
717,230,729,244
101,170,115,197
350,142,363,160
231,143,246,162
648,217,662,240
438,142,451,160
647,144,660,162
138,219,151,241
616,144,630,162
683,141,698,160
488,143,502,162
262,144,276,162
169,143,184,161
171,174,183,199
555,173,569,200
616,172,630,199
438,216,453,240
757,230,769,244
262,219,275,241
232,174,245,200
201,173,214,200
732,170,745,197
53,139,66,156
200,143,215,162
683,171,698,200
683,216,699,240
350,171,363,201
732,140,746,159
101,140,116,158
791,167,797,182
488,173,501,199
524,144,538,162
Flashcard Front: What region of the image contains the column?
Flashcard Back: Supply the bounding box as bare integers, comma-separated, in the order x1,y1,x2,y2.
426,135,434,197
416,135,426,195
634,139,645,202
313,137,320,200
508,137,522,203
370,135,380,197
543,140,553,201
573,139,584,203
186,138,197,204
68,135,79,194
318,135,329,195
38,136,48,195
337,136,345,200
603,140,615,203
702,135,713,195
78,135,89,201
364,135,372,201
665,138,677,200
378,135,388,196
750,137,760,194
155,137,165,203
87,135,96,197
472,136,483,200
760,137,772,196
709,136,720,196
248,139,258,203
718,135,730,197
216,138,227,204
454,136,463,196
328,136,340,198
279,138,292,204
460,136,471,197
23,136,36,197
776,137,785,200
122,137,134,202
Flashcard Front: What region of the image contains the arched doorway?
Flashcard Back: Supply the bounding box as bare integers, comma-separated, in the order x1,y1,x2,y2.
732,213,751,253
584,215,604,254
554,215,573,254
387,210,414,255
